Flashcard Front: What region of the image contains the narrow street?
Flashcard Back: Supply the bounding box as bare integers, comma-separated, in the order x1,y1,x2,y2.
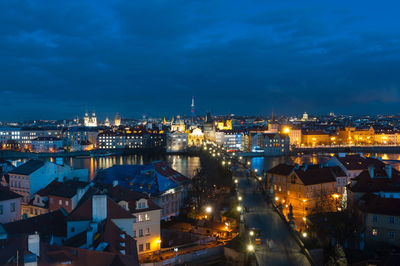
236,168,311,266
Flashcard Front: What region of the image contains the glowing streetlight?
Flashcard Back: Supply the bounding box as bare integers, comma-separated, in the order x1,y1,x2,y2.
237,206,242,212
247,244,254,252
234,179,238,184
258,177,262,181
283,127,290,134
205,206,212,214
302,232,308,238
275,197,279,201
247,161,251,165
238,196,242,201
249,230,254,236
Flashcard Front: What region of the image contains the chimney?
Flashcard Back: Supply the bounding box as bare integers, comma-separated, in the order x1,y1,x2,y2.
368,165,374,178
113,180,118,187
28,232,40,257
92,195,107,222
385,164,392,178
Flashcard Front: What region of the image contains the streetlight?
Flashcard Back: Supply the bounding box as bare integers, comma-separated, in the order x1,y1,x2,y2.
302,232,307,238
249,230,254,236
275,197,279,201
258,177,262,181
247,244,254,252
205,206,212,214
238,196,242,201
237,206,242,212
234,179,238,184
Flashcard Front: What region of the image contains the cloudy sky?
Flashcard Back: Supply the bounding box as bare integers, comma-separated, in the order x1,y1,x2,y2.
1,0,400,121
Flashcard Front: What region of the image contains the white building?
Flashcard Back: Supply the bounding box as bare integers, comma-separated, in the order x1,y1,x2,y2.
31,137,64,152
8,160,89,203
83,111,98,127
215,131,242,151
167,132,188,152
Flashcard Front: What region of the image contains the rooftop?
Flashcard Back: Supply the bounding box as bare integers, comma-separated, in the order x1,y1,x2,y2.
9,160,45,175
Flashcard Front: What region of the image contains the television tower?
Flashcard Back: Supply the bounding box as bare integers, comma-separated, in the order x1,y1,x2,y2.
191,96,195,121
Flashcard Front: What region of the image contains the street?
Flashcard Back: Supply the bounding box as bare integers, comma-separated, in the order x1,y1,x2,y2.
236,169,311,266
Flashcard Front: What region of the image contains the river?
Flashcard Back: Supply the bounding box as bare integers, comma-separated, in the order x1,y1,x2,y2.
8,152,400,180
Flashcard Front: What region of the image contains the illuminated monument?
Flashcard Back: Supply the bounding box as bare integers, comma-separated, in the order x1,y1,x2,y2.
83,110,98,127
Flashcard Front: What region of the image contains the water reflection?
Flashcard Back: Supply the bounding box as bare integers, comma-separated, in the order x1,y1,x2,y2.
246,153,400,173
66,155,201,180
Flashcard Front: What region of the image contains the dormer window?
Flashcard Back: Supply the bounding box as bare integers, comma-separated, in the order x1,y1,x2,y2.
136,199,148,210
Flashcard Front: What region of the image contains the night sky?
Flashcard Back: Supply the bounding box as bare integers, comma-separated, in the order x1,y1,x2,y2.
1,1,400,121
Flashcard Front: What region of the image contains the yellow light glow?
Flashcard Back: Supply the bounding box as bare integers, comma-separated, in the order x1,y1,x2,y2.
283,127,290,134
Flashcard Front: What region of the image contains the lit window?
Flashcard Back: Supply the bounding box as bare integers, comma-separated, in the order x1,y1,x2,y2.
145,213,150,221
138,214,143,222
59,200,62,205
372,228,378,236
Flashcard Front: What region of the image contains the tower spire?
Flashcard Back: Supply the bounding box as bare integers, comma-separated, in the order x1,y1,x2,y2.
191,96,195,121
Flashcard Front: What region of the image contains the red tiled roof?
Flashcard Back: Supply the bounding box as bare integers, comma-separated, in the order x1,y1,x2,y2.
93,183,161,214
294,167,336,186
267,164,295,176
68,196,133,221
337,155,385,171
348,167,400,193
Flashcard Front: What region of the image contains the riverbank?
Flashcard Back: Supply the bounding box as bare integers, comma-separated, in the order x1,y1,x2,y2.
0,147,167,159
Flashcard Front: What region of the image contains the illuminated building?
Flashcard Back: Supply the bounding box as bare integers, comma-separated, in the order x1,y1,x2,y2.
281,127,302,146
301,112,309,121
264,133,290,156
104,117,110,127
167,132,188,152
216,120,232,130
83,110,98,127
114,113,121,126
375,130,399,145
215,131,242,151
31,137,63,152
302,131,330,146
171,115,186,132
203,113,216,141
188,128,204,146
337,126,375,145
270,164,341,228
97,130,165,149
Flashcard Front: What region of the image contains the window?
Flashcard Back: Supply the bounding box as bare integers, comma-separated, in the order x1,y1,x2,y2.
138,214,143,222
0,205,3,215
10,202,15,213
389,231,395,240
372,215,377,223
389,216,395,224
139,244,143,252
59,200,62,205
65,201,69,206
372,228,378,236
146,243,150,250
145,213,150,221
146,228,150,235
71,227,75,233
139,229,143,237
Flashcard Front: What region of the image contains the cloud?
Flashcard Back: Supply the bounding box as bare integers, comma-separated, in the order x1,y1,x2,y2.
0,0,400,120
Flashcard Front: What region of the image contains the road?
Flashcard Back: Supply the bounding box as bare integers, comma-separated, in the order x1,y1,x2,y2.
236,168,311,266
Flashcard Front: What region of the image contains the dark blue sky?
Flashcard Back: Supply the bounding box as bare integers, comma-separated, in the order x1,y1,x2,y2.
1,1,400,121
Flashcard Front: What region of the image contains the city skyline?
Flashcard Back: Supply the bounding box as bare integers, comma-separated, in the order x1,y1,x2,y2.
1,1,400,120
